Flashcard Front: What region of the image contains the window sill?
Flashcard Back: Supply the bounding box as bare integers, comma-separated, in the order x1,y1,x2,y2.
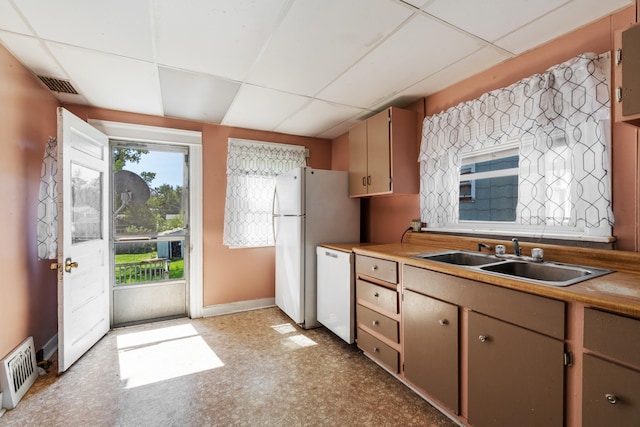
423,225,615,244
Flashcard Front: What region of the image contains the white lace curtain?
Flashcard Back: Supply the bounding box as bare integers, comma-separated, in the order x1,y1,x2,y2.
223,138,306,248
419,52,613,236
37,136,58,260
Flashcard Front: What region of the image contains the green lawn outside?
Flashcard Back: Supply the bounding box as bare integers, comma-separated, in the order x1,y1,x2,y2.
115,251,184,282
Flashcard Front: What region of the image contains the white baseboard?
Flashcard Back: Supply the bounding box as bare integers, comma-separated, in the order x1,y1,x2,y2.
41,334,58,361
201,298,275,318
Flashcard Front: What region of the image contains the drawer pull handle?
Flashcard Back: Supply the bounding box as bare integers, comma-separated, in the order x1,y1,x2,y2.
479,335,488,343
372,265,378,271
605,394,618,404
438,319,448,326
372,320,379,326
374,292,379,298
373,346,380,353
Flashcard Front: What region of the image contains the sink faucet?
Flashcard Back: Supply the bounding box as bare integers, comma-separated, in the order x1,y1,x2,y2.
512,238,521,256
478,242,492,252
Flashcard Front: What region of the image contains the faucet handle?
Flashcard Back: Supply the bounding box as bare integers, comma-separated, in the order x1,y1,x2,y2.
495,245,506,255
532,248,544,261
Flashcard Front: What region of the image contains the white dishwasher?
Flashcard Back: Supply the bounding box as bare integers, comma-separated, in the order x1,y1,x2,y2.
316,247,355,344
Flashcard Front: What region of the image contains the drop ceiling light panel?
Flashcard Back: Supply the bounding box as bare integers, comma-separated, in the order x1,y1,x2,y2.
276,99,364,137
422,0,567,43
14,0,154,61
154,0,290,80
47,43,163,116
319,13,485,109
159,67,239,123
247,0,413,96
495,0,635,55
222,84,310,132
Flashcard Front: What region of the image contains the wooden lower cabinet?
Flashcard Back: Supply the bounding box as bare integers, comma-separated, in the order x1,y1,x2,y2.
468,311,564,427
582,354,640,426
403,289,459,414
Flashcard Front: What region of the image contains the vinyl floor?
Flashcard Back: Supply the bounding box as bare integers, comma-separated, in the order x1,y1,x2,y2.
0,307,458,426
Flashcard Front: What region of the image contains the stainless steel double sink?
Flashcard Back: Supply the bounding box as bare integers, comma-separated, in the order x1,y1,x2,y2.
412,250,613,287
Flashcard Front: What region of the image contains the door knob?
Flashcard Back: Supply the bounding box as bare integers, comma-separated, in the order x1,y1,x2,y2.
65,258,79,273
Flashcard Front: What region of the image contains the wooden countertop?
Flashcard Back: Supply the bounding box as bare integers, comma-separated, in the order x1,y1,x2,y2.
346,242,640,318
318,242,372,253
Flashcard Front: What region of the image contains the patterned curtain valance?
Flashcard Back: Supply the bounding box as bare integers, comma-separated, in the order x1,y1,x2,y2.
223,138,307,248
226,139,307,177
419,52,613,235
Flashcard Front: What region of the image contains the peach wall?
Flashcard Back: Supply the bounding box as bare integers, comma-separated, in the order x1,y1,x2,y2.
64,105,332,307
335,6,640,250
0,44,60,357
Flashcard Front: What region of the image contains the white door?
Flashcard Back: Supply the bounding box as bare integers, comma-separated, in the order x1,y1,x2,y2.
56,108,110,373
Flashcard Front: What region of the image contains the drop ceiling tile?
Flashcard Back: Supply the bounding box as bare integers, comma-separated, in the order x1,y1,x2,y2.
47,42,163,116
392,46,513,104
222,85,309,131
0,31,68,78
318,13,485,109
0,1,31,34
317,118,362,140
423,0,567,43
248,0,413,96
154,0,290,81
275,99,364,137
401,0,429,8
14,0,154,61
496,0,634,55
159,67,240,123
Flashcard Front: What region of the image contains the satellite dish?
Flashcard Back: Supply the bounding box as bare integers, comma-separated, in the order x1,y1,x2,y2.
113,170,151,216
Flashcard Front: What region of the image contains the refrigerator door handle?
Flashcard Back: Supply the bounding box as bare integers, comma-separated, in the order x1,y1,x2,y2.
271,188,278,242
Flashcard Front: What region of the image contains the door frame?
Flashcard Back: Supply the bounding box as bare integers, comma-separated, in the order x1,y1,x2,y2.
89,119,203,320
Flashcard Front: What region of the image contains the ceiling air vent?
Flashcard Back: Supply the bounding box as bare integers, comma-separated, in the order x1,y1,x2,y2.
37,75,78,94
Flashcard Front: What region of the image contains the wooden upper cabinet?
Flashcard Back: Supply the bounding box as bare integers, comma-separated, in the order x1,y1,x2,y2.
348,107,419,197
615,24,640,125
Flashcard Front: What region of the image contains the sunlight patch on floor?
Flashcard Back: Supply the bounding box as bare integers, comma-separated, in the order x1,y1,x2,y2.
117,324,223,389
271,323,318,349
271,323,297,334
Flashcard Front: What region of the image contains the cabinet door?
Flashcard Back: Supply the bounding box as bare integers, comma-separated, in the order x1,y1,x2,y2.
403,290,459,414
468,311,564,427
583,354,640,427
348,120,368,196
621,25,640,117
366,109,391,195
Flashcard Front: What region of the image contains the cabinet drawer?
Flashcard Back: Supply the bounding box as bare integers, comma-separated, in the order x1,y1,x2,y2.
583,354,640,427
584,308,640,367
356,255,397,283
403,265,565,339
356,279,398,314
356,304,399,343
357,327,399,373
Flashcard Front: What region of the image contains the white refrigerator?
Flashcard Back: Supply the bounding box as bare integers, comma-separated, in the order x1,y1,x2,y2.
274,167,360,329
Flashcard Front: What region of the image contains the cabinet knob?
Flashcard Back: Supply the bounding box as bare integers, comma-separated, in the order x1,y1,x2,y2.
373,292,379,298
362,176,367,187
367,175,371,185
605,393,618,404
478,335,488,343
438,319,448,326
372,265,378,271
372,320,379,326
373,346,380,353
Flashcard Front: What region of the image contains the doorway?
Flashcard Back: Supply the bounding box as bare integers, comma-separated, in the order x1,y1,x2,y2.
110,141,190,327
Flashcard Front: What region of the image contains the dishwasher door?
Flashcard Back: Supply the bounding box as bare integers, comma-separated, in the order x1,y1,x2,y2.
316,247,355,344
